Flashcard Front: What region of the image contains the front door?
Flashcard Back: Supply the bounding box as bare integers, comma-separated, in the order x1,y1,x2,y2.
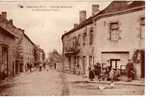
2,46,8,75
68,56,71,70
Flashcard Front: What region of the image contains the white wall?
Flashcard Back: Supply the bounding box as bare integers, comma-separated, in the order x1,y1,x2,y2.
94,9,145,63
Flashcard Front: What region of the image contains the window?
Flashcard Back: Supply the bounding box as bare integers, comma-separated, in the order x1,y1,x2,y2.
78,34,81,46
73,37,78,48
89,27,94,45
69,38,72,50
72,37,76,48
74,56,76,67
77,56,80,66
75,37,78,47
1,46,8,74
140,17,145,39
89,56,92,67
82,56,86,74
109,22,120,41
83,32,87,46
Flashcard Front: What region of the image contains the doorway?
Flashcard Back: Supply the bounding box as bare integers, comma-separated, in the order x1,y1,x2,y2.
2,46,8,75
110,59,120,69
68,56,71,70
82,56,86,74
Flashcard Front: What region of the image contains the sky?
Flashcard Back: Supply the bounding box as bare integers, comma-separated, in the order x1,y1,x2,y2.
0,0,111,56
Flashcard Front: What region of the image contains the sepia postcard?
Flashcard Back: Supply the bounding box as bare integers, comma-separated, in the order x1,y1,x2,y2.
0,0,145,96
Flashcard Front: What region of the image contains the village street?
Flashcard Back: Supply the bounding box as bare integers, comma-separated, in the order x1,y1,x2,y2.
0,1,145,96
0,66,144,96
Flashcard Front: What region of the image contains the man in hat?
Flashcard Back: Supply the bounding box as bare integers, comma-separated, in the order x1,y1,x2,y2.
126,59,135,81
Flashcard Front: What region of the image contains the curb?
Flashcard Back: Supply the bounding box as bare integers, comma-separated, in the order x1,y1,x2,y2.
87,81,144,86
60,72,145,87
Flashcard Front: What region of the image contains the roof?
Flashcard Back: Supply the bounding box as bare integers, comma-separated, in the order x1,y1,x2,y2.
94,1,145,19
23,33,35,46
61,16,93,39
61,1,145,40
0,26,16,38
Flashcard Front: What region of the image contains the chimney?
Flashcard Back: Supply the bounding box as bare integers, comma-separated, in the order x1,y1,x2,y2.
22,29,24,33
18,28,24,33
9,19,13,25
74,23,78,28
92,4,100,16
1,12,7,19
79,10,86,23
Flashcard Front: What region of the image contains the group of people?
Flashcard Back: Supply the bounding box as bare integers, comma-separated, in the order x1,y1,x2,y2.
88,63,119,82
88,59,135,82
39,62,46,71
27,62,47,72
27,63,33,72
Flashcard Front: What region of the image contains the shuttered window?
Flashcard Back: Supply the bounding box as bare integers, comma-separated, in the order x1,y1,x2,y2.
140,17,145,39
109,22,120,41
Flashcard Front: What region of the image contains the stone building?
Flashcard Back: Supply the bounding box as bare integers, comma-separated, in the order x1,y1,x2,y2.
62,5,99,75
62,1,145,79
0,11,38,77
0,12,17,79
93,1,145,79
20,33,35,72
34,45,45,67
14,28,26,74
13,27,36,73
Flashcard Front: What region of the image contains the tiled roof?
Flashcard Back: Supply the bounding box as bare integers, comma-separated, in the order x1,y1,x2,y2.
61,1,145,39
0,25,16,38
96,1,144,16
61,16,93,38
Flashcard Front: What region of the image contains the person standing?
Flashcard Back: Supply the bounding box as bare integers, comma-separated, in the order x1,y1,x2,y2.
77,64,80,75
39,63,42,72
109,68,115,83
94,63,101,80
109,68,117,88
54,63,56,69
126,59,135,81
88,67,95,81
114,68,120,81
27,63,30,72
29,63,32,72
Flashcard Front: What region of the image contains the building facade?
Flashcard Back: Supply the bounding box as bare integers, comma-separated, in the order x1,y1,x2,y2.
62,18,93,75
0,12,16,79
0,11,39,79
62,5,99,75
94,1,145,79
34,45,45,67
20,33,35,72
14,28,26,74
62,1,145,79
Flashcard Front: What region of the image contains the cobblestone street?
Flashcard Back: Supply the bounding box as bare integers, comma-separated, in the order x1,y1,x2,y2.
0,68,64,96
0,67,144,96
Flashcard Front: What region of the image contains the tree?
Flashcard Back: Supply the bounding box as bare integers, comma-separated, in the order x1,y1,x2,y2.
48,49,62,64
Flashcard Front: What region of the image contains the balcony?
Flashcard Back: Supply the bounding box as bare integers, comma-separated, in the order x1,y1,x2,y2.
64,46,80,57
